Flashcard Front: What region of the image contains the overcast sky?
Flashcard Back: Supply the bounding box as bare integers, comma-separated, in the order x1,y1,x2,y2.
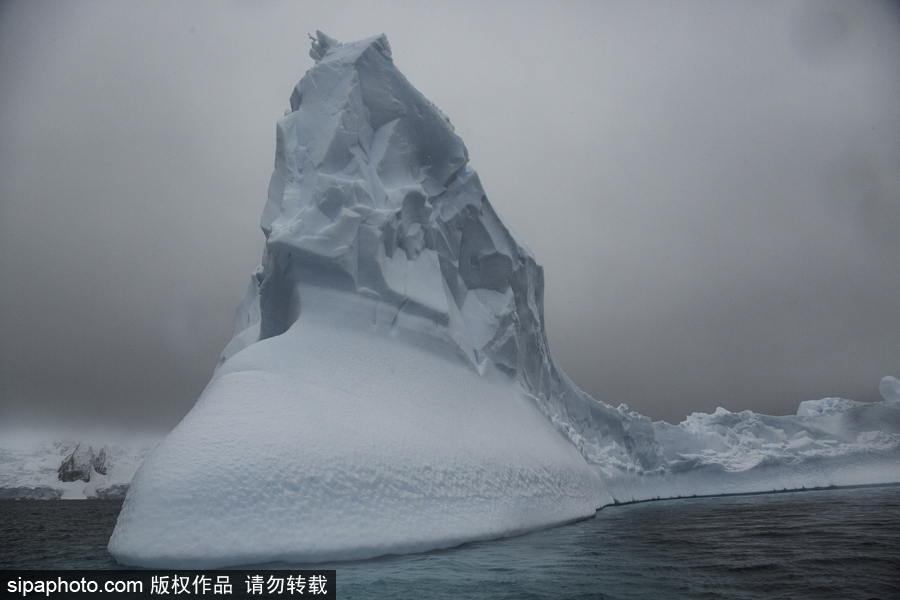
1,0,898,433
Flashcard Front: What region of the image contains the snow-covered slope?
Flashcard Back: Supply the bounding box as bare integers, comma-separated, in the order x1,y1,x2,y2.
0,435,158,499
108,32,900,568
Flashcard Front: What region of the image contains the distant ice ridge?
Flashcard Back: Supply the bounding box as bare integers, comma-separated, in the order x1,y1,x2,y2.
108,32,900,568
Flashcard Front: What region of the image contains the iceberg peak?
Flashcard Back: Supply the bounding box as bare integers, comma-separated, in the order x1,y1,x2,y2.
308,30,340,63
227,28,668,475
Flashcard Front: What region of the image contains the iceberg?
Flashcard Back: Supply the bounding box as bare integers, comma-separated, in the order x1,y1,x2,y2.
108,33,900,568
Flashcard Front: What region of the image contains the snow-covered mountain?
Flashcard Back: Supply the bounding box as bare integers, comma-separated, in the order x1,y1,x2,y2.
0,436,158,499
107,33,900,568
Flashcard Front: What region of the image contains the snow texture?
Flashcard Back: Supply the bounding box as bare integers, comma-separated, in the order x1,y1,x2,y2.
108,33,900,568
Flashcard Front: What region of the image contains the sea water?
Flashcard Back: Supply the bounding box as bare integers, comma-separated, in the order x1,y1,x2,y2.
1,485,898,599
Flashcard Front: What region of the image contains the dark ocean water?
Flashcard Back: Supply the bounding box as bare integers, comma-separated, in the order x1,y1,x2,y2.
1,485,898,599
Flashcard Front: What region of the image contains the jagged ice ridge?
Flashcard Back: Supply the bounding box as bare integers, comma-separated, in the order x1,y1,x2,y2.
107,32,900,568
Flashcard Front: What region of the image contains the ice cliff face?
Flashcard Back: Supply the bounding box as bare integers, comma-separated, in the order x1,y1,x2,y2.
108,33,900,569
225,31,539,378
219,31,666,477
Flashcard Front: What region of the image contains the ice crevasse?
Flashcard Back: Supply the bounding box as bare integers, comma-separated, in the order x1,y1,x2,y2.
108,32,900,568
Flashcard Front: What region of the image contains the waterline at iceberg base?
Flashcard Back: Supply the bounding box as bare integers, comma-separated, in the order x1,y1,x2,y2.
107,33,900,569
